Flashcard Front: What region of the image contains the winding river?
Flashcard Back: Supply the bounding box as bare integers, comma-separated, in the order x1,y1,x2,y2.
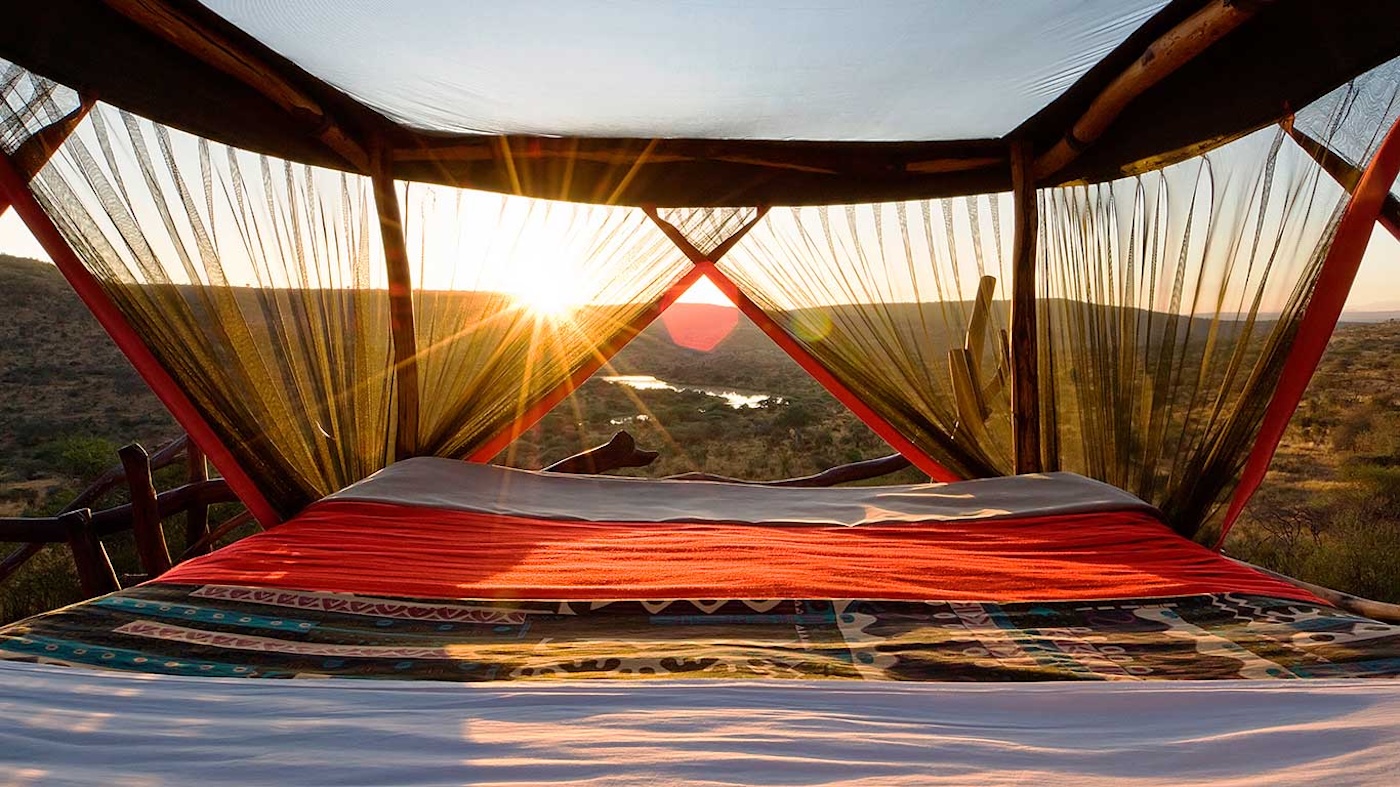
601,374,782,409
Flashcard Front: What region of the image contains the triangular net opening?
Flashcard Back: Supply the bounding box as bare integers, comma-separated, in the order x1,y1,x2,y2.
493,274,925,484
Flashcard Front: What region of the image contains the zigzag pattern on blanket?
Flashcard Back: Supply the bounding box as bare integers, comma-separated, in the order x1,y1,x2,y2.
3,584,1398,681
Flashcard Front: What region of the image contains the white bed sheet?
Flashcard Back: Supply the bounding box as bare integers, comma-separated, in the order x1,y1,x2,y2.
326,458,1159,526
3,661,1398,786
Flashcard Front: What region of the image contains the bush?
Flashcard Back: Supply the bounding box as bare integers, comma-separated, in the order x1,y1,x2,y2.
38,435,119,483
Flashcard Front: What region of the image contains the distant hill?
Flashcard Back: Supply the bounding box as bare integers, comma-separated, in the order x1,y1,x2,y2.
3,250,1396,476
0,255,178,478
1340,312,1400,324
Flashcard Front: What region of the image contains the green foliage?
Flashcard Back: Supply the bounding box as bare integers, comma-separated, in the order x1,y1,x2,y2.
1228,319,1400,604
39,435,120,484
0,544,82,625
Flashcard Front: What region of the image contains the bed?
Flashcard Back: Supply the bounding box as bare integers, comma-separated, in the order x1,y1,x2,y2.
3,460,1400,783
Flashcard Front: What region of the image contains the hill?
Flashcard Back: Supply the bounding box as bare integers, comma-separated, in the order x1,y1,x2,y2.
0,255,179,512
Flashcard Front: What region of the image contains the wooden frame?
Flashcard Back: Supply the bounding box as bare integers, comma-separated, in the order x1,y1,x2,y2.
1,436,243,598
371,149,422,460
101,0,372,172
1034,0,1260,181
119,443,172,577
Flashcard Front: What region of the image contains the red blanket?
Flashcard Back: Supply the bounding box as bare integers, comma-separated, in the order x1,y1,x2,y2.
158,500,1320,603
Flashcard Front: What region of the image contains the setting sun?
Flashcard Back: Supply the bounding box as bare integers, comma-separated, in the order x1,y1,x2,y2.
516,273,581,320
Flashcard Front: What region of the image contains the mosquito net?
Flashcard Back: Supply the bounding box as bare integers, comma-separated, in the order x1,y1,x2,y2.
3,52,1398,536
9,92,687,515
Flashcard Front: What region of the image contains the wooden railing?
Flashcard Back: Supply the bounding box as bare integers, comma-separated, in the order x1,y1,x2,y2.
0,436,246,599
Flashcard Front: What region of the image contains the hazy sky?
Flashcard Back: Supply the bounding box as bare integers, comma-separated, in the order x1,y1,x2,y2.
6,208,1397,312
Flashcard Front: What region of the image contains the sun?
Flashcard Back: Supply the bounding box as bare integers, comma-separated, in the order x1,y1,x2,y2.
513,268,583,320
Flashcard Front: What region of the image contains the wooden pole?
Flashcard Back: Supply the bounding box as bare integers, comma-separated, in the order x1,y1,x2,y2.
183,441,211,557
101,0,371,172
1034,0,1260,182
372,150,421,460
1009,140,1042,474
60,509,120,598
119,443,172,577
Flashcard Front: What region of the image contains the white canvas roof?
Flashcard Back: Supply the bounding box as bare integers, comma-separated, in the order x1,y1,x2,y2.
201,0,1167,140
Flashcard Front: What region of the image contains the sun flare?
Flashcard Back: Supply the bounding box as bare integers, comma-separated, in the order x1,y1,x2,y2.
518,277,579,320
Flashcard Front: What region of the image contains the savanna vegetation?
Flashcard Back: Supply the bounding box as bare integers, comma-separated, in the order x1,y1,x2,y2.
2,252,1397,624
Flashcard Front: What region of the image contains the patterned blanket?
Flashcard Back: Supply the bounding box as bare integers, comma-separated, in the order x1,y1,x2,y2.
3,584,1398,681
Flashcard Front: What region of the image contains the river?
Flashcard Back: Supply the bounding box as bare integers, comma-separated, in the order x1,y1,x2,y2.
601,374,782,409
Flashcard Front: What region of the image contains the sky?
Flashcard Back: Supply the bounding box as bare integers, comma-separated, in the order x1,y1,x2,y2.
4,208,1399,312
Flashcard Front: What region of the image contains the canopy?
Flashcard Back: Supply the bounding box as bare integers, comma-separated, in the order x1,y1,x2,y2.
3,1,1400,549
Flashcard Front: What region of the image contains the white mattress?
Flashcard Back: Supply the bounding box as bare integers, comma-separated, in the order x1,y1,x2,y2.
325,457,1159,526
2,661,1397,786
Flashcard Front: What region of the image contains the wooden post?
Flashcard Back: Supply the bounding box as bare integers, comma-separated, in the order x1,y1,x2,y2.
372,149,421,460
1009,140,1043,474
60,509,120,598
183,441,211,557
118,443,172,577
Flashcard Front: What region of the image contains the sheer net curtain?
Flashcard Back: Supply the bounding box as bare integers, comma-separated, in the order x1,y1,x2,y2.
0,63,79,155
718,60,1400,536
1039,127,1343,535
398,182,688,460
23,104,395,515
1040,59,1400,538
719,197,1016,479
15,110,689,514
717,133,1358,535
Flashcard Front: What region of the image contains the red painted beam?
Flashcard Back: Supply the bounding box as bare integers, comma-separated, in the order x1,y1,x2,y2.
642,206,962,482
0,149,282,527
697,260,961,483
1216,116,1400,548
